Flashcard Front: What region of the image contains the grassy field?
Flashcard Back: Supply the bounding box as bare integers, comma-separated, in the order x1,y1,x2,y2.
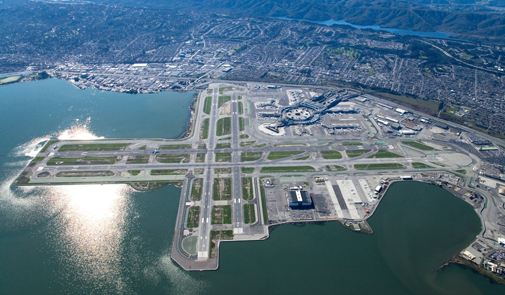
267,151,303,160
259,185,268,224
156,154,190,163
326,165,346,171
240,134,249,139
56,171,114,177
126,155,150,164
47,156,119,165
402,141,436,151
242,167,254,173
274,143,306,147
216,143,231,149
240,141,255,147
211,205,232,224
215,168,232,174
346,150,371,157
216,117,231,136
295,155,310,160
321,151,342,159
218,96,231,107
244,204,256,224
203,96,212,115
128,170,141,176
196,153,206,163
150,169,187,175
213,178,232,200
58,143,130,151
367,150,403,158
159,144,192,149
255,143,267,148
187,207,200,228
241,152,262,162
138,145,147,150
342,142,363,146
210,230,234,258
325,47,361,60
214,168,231,174
354,163,405,170
239,117,245,131
238,101,243,114
215,153,231,162
412,162,434,169
242,177,254,200
40,140,59,153
190,178,203,201
455,169,467,174
201,118,209,140
0,75,22,85
219,87,232,94
261,166,315,173
29,157,46,165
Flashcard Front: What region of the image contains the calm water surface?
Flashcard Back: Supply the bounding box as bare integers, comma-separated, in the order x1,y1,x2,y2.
276,17,460,39
0,79,503,294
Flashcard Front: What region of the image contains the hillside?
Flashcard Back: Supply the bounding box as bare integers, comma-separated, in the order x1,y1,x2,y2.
79,0,505,43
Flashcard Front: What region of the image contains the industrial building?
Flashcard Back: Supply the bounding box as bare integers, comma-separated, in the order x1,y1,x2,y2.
288,187,313,209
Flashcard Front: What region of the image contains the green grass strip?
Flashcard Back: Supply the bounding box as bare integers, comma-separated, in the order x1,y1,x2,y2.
321,151,342,159
260,185,268,224
244,204,256,224
346,150,370,158
241,152,262,162
411,162,434,169
40,140,59,153
58,143,130,152
267,151,303,160
216,117,231,136
260,166,315,173
403,141,436,150
218,95,231,108
187,207,200,228
354,163,405,170
367,150,403,158
203,96,212,115
242,177,254,200
201,118,209,140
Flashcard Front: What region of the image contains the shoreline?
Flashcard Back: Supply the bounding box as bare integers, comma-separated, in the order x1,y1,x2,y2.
6,79,504,284
437,254,505,286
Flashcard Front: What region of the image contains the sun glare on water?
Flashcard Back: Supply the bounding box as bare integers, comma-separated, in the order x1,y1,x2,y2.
57,117,104,140
17,117,104,158
55,184,133,290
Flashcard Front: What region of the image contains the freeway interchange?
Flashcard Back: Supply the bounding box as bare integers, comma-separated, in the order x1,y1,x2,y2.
15,82,505,271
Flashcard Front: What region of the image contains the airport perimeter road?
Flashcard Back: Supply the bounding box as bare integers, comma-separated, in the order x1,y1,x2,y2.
231,93,244,234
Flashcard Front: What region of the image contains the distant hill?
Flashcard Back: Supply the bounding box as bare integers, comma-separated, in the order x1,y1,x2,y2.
78,0,505,43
